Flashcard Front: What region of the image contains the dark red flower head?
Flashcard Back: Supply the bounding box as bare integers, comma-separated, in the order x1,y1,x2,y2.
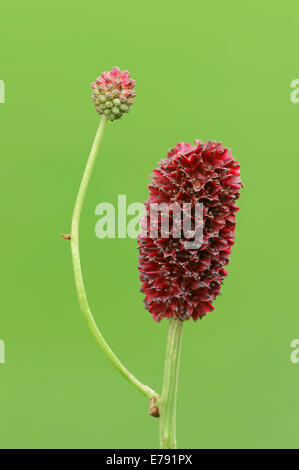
91,66,136,121
138,140,242,322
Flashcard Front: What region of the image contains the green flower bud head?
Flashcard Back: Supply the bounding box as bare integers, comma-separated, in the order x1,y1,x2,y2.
91,66,136,121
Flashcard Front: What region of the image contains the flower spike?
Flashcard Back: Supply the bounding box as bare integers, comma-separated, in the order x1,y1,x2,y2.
138,140,242,322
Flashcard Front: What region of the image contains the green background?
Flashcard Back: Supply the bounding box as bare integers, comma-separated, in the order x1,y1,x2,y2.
0,0,298,449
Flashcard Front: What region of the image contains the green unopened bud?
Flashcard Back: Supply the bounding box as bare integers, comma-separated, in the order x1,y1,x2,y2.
113,98,121,106
120,104,129,112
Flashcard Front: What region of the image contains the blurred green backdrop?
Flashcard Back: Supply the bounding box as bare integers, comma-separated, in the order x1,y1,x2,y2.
0,0,299,449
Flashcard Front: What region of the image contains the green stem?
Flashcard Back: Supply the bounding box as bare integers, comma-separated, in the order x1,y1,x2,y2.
159,318,183,449
71,115,159,403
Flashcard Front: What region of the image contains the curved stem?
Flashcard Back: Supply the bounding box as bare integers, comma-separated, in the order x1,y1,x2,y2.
159,318,183,449
71,116,159,402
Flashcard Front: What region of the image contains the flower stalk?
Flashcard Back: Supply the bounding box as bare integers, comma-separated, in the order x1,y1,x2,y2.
159,318,183,449
70,115,159,404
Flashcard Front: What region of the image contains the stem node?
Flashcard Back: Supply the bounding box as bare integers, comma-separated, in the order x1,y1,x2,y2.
149,397,160,418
